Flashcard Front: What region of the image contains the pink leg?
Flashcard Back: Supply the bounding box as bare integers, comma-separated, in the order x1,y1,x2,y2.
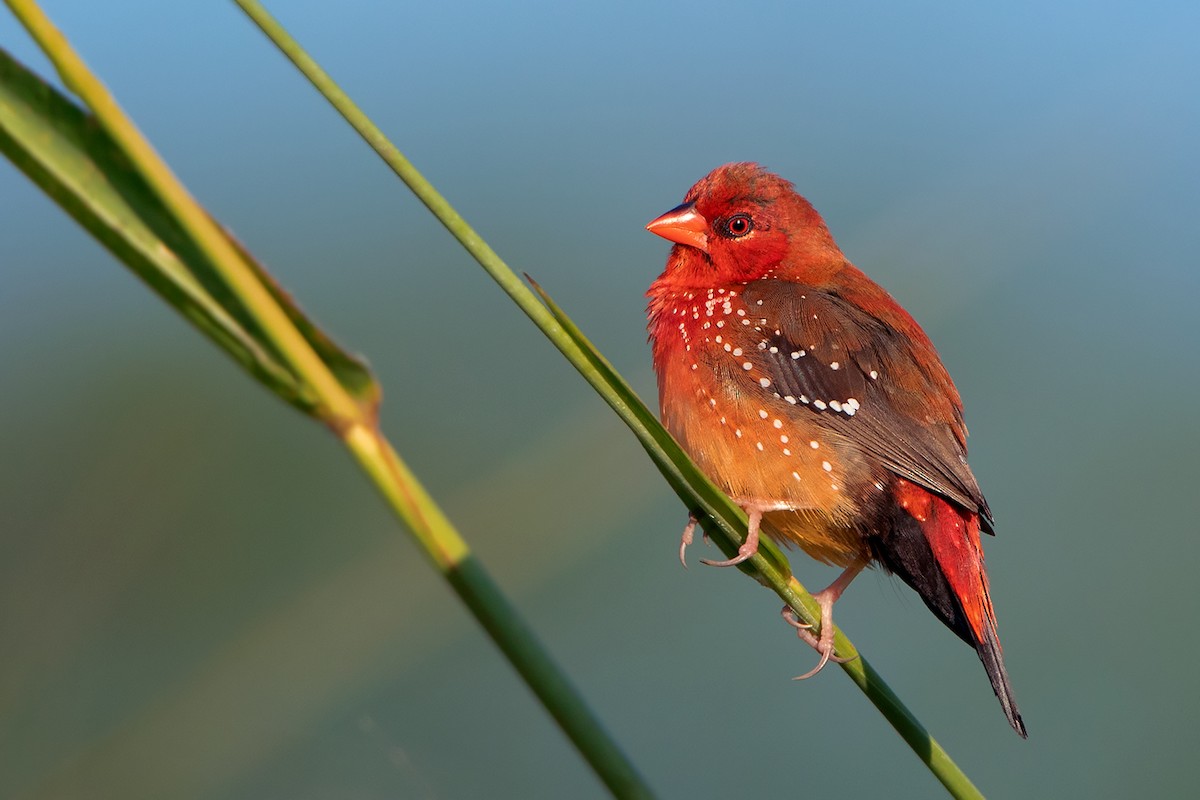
700,507,764,567
679,514,699,567
782,560,867,679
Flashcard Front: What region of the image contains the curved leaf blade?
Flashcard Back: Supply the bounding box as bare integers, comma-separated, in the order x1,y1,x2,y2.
0,47,378,417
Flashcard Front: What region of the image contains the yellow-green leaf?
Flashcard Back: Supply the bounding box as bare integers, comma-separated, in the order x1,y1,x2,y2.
0,47,379,418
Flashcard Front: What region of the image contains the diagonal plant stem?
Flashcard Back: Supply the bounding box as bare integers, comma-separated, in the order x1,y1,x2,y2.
231,2,988,798
6,0,357,430
5,1,654,796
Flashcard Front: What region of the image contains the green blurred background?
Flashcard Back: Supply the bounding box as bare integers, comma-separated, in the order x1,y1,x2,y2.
2,2,1198,797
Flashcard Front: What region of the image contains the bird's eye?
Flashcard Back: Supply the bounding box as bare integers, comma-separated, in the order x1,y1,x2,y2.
717,213,754,239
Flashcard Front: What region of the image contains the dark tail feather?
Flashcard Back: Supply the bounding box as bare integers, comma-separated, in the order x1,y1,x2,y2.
977,623,1027,737
871,483,1027,737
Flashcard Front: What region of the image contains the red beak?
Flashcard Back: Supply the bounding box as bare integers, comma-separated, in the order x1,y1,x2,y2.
646,202,709,253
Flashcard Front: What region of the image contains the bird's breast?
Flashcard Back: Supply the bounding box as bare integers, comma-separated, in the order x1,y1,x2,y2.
650,285,873,563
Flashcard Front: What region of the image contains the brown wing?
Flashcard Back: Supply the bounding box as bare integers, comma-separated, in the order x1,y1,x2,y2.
739,281,993,530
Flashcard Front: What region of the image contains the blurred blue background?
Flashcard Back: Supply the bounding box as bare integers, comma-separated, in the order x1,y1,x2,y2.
2,2,1198,797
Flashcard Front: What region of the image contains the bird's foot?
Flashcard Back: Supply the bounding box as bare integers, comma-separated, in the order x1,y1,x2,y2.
679,514,703,568
782,602,852,679
781,560,868,678
699,507,763,567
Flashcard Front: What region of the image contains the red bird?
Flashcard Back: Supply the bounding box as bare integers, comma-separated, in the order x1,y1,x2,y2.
645,163,1025,737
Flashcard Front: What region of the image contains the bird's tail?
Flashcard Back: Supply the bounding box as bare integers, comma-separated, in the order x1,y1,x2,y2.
871,479,1027,738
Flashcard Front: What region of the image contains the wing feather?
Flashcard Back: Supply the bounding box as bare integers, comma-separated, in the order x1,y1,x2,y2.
740,281,993,529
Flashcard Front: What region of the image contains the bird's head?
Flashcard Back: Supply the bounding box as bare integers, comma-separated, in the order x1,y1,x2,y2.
646,163,842,286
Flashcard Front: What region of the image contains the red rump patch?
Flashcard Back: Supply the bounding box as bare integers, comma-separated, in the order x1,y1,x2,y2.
893,479,995,642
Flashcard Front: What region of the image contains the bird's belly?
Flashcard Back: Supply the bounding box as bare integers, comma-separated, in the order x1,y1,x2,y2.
761,509,867,566
659,360,870,566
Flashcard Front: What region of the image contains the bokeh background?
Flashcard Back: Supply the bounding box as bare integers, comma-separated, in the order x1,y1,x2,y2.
3,2,1198,797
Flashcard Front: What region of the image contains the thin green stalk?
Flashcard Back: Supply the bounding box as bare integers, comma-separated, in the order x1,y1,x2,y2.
343,427,654,799
6,2,653,795
231,3,986,798
231,0,577,352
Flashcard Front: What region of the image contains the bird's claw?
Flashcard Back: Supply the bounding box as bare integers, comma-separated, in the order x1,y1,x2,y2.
781,604,857,680
699,543,756,568
793,646,834,680
780,604,813,630
679,516,697,568
695,506,763,568
679,514,711,568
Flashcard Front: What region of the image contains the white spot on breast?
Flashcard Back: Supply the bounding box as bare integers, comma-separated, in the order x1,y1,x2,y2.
724,343,732,352
780,435,788,443
735,428,742,438
784,395,797,404
783,448,791,456
772,419,783,429
742,362,753,370
716,320,725,328
756,442,764,451
759,378,771,388
810,441,819,449
733,347,743,356
869,370,879,380
829,400,842,412
830,361,840,370
758,409,768,419
813,400,827,410
792,471,802,481
822,461,833,472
